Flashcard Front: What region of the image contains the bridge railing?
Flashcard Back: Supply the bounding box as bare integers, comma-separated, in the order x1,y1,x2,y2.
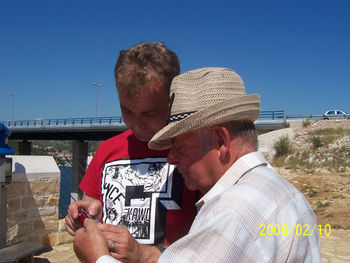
1,116,124,127
258,110,285,120
1,111,288,127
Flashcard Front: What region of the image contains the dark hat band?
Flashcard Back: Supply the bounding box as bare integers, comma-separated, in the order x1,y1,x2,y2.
168,111,196,123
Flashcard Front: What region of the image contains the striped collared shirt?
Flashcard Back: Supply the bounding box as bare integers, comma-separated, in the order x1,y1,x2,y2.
158,151,321,262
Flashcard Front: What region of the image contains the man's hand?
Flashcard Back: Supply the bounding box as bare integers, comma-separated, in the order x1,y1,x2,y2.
65,195,102,236
99,224,162,263
74,219,110,263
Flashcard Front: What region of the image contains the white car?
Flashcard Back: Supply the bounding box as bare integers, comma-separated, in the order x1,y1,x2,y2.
323,110,349,120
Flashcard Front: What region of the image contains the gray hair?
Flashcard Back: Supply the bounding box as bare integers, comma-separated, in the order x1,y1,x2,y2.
194,120,258,154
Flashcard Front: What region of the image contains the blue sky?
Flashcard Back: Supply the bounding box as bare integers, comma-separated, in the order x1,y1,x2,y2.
1,0,349,121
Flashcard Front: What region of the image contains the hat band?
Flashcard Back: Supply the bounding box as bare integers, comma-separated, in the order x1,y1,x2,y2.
168,111,196,123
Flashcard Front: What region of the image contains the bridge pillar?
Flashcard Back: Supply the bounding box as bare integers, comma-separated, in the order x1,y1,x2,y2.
72,141,88,202
18,140,32,155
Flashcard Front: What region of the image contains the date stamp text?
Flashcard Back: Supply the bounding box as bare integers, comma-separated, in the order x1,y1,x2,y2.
259,224,331,236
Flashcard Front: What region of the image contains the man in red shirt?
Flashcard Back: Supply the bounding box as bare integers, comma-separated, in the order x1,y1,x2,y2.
65,42,197,249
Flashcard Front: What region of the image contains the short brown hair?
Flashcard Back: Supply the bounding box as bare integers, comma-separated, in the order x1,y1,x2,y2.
114,42,180,96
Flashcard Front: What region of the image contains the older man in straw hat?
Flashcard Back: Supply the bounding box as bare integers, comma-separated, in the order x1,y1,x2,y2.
73,67,321,263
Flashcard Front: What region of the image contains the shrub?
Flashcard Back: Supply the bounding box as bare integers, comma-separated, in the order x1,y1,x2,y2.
284,122,290,128
312,136,323,149
303,120,311,127
273,135,292,158
308,189,318,197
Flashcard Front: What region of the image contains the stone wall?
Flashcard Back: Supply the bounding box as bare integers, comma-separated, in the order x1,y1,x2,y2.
6,155,73,247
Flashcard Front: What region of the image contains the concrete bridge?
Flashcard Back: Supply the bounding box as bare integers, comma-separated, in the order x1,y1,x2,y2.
1,112,285,204
2,116,127,141
1,112,286,156
1,110,285,141
1,112,286,158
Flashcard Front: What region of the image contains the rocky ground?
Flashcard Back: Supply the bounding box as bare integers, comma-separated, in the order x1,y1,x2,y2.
259,119,350,230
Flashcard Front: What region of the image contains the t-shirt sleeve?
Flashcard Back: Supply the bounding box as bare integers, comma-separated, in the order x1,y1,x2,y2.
79,152,101,199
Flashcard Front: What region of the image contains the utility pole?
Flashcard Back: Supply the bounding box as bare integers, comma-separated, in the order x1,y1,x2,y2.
92,83,102,117
9,92,17,122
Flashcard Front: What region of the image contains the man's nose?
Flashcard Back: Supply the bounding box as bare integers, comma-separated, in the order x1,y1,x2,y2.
133,115,147,129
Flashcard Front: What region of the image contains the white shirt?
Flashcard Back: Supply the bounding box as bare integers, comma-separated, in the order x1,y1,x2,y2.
96,255,119,263
158,152,321,262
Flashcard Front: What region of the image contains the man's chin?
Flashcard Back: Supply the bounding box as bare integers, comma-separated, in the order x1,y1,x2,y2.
134,133,153,143
184,179,197,192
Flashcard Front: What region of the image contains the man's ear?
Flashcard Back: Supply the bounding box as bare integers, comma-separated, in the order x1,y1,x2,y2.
212,126,230,162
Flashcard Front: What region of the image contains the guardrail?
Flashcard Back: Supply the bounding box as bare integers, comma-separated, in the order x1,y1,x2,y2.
1,116,124,127
1,111,286,127
1,111,349,128
258,110,285,120
283,114,322,119
283,114,350,120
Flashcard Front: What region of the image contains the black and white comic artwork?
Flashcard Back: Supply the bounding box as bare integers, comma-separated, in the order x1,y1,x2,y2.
101,157,180,244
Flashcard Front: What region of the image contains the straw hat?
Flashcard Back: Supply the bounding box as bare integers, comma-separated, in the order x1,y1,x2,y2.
148,67,260,150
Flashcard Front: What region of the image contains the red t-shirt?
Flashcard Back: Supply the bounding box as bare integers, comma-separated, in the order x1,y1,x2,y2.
80,129,198,246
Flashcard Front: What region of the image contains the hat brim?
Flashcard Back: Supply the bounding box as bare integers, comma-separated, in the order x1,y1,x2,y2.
149,94,260,150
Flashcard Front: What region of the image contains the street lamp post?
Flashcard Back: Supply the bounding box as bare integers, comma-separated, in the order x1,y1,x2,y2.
92,83,102,117
9,92,17,122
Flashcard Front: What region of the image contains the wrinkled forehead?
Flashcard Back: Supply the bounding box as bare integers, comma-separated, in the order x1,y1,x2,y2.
170,131,198,147
118,79,169,100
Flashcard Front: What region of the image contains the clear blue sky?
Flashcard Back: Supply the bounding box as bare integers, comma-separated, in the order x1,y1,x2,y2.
1,0,349,121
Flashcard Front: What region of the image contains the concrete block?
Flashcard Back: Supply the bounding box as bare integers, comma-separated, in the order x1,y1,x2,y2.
9,211,28,222
7,199,20,210
47,197,58,206
22,196,38,209
7,224,19,243
58,219,67,232
41,219,58,230
32,220,46,231
43,233,55,247
286,119,305,128
5,155,61,246
9,156,60,182
28,182,58,196
29,207,57,217
7,182,26,199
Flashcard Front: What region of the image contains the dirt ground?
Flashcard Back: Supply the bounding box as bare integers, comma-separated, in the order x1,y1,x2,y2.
268,120,350,230
277,167,350,229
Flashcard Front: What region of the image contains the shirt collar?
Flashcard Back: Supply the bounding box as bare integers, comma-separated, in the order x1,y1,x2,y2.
196,151,268,210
